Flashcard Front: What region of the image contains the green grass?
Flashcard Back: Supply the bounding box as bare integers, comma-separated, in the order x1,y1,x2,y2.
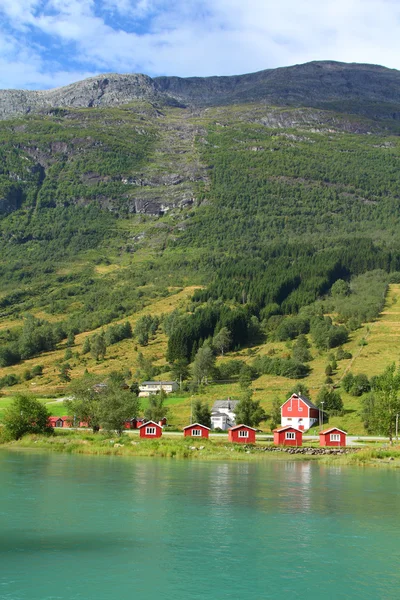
2,430,400,466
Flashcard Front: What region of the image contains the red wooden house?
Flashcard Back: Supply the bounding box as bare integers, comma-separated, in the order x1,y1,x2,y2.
183,423,210,438
228,424,257,444
319,427,347,447
273,425,303,447
48,416,71,428
48,416,63,428
139,420,163,439
281,393,321,431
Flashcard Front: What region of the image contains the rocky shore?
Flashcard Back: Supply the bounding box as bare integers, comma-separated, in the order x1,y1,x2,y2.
255,446,359,455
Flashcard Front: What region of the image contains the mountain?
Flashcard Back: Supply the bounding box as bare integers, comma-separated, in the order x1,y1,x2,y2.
1,61,400,120
1,60,400,417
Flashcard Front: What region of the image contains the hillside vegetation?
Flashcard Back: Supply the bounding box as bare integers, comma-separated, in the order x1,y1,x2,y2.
2,63,400,435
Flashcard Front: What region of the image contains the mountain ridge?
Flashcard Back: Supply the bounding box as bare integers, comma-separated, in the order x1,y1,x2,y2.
2,60,400,120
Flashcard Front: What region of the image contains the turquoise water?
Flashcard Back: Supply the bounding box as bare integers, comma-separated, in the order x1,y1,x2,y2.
1,452,400,600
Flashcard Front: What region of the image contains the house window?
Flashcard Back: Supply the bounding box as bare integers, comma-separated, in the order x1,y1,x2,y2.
287,418,292,421
146,427,156,435
330,434,340,442
298,406,303,411
285,432,295,440
238,430,249,438
192,429,202,436
287,406,292,411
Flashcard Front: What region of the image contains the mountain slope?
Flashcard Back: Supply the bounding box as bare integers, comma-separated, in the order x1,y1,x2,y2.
2,61,400,120
1,62,400,433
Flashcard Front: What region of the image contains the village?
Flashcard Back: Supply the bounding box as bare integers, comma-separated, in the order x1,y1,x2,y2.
47,386,349,449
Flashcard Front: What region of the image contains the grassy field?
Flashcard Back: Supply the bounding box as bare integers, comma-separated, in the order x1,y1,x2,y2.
2,430,400,467
2,284,400,435
0,285,200,396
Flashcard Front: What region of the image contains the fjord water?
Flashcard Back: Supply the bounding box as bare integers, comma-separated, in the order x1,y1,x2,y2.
1,452,400,600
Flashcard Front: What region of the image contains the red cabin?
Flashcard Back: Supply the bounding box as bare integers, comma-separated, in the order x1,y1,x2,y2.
273,425,303,447
319,427,347,447
228,424,257,444
48,416,71,428
183,423,210,438
139,420,163,439
123,418,146,430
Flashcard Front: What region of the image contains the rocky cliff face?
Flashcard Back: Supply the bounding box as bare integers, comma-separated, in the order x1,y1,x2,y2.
1,61,400,120
0,73,161,119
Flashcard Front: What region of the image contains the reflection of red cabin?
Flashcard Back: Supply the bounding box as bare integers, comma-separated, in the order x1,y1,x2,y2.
183,423,210,438
319,427,347,447
281,394,321,431
48,416,71,428
274,425,303,446
228,424,257,444
139,421,163,439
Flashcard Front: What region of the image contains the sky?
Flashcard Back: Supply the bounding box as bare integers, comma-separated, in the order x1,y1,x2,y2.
0,0,399,90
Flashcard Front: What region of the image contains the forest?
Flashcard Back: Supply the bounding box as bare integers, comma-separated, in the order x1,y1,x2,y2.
0,100,400,382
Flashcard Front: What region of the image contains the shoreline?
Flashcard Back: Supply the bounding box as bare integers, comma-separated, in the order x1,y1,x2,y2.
1,432,400,466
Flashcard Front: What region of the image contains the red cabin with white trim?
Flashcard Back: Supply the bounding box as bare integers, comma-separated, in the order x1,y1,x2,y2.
281,394,321,431
183,423,210,438
274,425,303,446
319,427,347,447
139,420,163,439
228,424,257,444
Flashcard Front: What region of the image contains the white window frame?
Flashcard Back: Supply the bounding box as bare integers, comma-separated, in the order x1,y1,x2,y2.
287,406,292,411
298,406,303,411
238,430,249,438
285,431,295,440
146,427,156,435
192,429,202,436
330,433,340,442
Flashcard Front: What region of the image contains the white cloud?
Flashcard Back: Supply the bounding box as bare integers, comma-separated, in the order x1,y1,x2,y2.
0,0,399,89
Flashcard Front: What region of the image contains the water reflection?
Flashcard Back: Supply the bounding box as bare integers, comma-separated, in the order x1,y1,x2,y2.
1,452,400,600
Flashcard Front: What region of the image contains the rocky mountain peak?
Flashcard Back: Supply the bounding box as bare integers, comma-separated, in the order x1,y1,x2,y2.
1,61,400,120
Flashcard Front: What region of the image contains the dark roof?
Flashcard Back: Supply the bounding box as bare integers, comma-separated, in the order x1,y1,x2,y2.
289,393,319,410
141,381,176,385
212,399,239,410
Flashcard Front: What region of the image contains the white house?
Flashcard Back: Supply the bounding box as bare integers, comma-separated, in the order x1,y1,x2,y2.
139,380,179,398
211,399,239,430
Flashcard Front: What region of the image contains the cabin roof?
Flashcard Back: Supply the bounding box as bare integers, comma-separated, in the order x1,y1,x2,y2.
274,425,303,433
229,424,257,432
138,420,162,429
320,427,347,435
183,423,211,431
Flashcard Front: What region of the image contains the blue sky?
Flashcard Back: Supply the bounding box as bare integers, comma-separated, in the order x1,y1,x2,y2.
0,0,399,90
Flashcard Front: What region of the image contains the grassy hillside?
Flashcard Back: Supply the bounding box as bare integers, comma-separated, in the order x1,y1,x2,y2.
2,284,400,436
1,98,400,436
